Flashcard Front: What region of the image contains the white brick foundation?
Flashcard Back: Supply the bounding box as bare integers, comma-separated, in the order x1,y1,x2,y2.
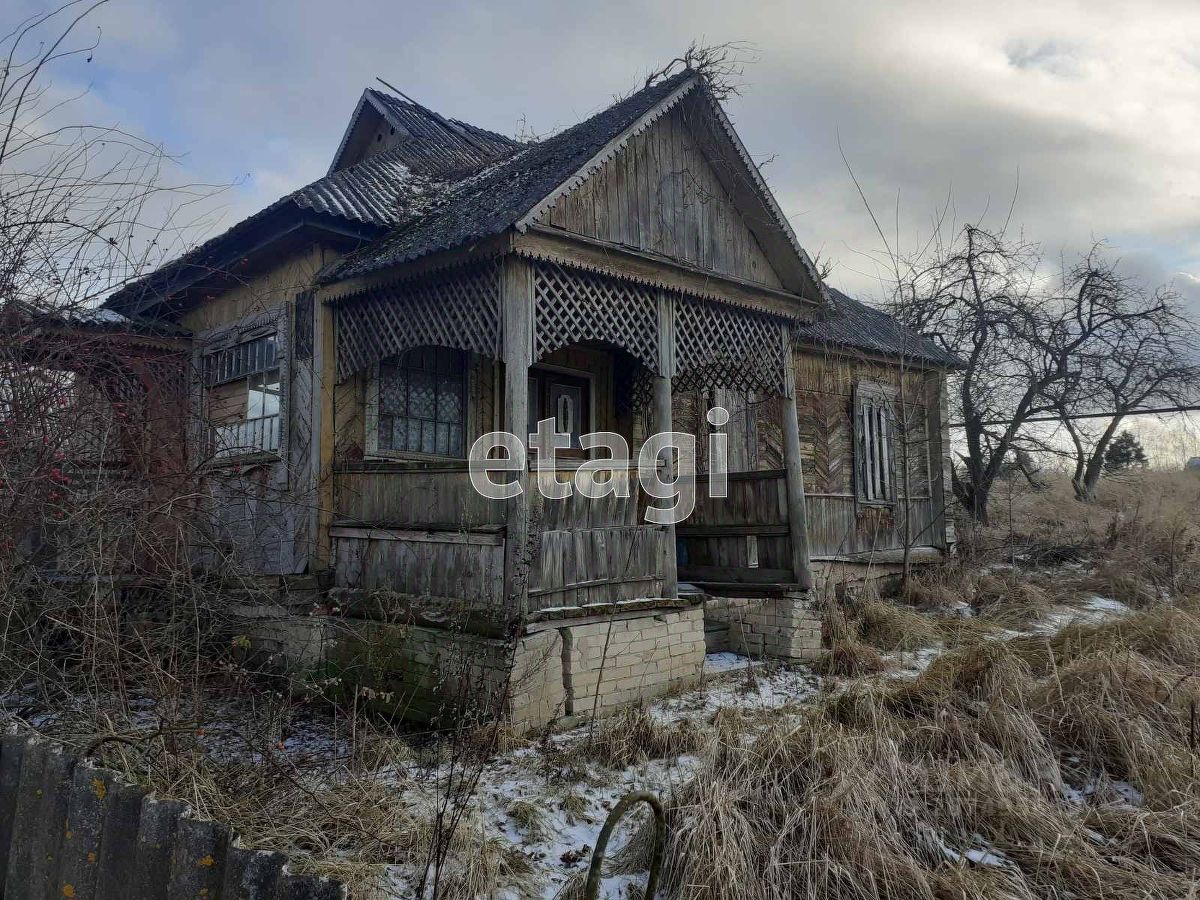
244,604,707,734
704,592,823,661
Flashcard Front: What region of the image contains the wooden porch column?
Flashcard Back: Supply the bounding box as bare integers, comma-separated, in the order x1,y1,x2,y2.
654,291,679,599
779,325,814,591
501,256,534,618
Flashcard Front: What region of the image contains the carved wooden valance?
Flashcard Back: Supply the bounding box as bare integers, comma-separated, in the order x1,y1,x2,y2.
335,261,501,380
532,261,660,374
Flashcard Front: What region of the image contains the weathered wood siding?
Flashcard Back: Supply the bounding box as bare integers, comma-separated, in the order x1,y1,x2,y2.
793,349,945,558
332,525,505,606
185,245,338,576
678,470,793,583
678,350,950,581
528,468,666,610
538,104,784,289
335,463,503,528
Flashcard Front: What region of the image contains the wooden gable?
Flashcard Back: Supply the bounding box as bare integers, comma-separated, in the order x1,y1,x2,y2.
534,101,785,290
328,95,399,174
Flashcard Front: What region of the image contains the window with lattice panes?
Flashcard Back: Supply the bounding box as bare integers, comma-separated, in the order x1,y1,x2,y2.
204,334,282,458
854,383,896,505
375,348,466,457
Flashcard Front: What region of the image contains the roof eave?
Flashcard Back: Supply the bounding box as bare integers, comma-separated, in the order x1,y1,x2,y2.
106,210,381,319
514,74,704,234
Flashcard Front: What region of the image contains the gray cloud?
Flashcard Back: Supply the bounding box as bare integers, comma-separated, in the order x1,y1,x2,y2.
19,0,1200,309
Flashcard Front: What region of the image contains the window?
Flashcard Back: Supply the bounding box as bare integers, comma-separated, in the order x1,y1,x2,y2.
854,383,895,504
528,368,591,453
376,347,466,456
204,334,282,458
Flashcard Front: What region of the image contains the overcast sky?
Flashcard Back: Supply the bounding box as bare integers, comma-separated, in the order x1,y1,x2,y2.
17,0,1200,310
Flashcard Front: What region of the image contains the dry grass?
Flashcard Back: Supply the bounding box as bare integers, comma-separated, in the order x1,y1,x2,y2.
630,603,1200,899
856,598,941,652
971,572,1054,625
571,706,707,768
812,638,891,676
83,731,535,900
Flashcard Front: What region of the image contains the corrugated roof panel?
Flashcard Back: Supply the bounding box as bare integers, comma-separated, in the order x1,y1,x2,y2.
795,288,961,368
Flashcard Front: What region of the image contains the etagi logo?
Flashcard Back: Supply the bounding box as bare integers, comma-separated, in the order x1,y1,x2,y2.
468,407,732,526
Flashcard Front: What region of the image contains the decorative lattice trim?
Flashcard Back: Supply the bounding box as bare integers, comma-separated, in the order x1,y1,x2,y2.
533,261,659,374
674,294,785,395
336,262,500,380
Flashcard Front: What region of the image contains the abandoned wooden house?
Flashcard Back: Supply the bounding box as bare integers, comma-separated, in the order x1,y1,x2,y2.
95,69,959,728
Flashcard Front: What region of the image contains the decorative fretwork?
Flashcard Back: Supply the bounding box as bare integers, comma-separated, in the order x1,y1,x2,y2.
533,262,659,373
336,262,501,381
674,295,785,395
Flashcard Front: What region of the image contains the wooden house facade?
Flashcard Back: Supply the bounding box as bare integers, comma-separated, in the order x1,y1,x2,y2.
101,71,958,727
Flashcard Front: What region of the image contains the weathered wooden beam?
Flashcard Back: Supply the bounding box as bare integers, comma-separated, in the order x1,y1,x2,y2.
313,288,337,569
515,225,816,320
501,255,535,618
779,327,814,591
654,290,679,600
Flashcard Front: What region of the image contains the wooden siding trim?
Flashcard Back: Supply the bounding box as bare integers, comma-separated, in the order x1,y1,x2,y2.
329,525,504,546
516,226,815,319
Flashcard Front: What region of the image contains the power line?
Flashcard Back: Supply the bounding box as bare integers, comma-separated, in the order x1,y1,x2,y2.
951,404,1200,429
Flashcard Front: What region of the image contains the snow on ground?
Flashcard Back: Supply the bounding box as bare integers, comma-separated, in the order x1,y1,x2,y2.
377,653,823,898
1033,595,1131,634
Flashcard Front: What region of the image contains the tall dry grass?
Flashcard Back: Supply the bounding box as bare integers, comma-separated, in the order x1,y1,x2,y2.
639,603,1200,899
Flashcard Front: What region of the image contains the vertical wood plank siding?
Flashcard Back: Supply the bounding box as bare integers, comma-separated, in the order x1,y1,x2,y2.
541,103,784,289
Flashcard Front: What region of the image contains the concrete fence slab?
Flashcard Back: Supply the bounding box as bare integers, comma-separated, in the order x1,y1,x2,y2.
0,737,345,900
221,847,286,899
94,781,147,900
167,817,230,899
56,764,116,900
0,735,27,883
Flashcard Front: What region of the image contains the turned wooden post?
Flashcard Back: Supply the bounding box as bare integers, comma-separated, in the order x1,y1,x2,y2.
779,324,814,590
501,256,534,617
653,291,679,599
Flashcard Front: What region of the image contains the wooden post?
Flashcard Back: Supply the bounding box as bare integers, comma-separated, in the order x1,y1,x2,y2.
502,256,534,618
654,291,679,599
312,291,337,570
779,325,813,591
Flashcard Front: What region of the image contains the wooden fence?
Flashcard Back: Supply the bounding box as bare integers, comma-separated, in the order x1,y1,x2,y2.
0,735,343,900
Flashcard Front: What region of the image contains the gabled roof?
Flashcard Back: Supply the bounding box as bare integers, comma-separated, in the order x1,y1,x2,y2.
795,288,962,368
328,88,523,177
105,92,523,318
326,72,698,282
326,71,828,304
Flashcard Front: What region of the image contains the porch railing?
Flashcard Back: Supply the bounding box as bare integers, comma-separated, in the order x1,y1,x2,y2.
211,415,280,459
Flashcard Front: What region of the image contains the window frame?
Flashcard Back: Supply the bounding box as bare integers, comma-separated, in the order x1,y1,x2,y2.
853,381,897,507
365,347,473,461
195,305,290,466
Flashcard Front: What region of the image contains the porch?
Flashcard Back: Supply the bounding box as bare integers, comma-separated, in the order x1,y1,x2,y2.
326,252,817,626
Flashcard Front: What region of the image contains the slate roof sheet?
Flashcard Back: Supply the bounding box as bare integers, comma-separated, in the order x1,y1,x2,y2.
795,288,961,368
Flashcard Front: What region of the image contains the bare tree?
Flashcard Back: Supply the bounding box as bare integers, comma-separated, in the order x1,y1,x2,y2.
1040,251,1200,501
885,224,1198,523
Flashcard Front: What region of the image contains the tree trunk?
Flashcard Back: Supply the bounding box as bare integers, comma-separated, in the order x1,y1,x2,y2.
951,465,990,526
1078,416,1125,502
